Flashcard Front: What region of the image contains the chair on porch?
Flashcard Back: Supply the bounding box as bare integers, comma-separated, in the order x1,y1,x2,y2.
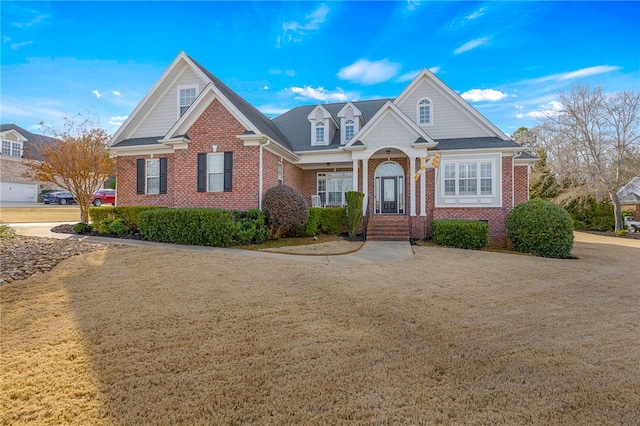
311,195,322,208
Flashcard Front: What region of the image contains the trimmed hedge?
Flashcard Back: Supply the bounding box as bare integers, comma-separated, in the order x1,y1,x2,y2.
507,200,574,258
431,219,489,250
138,208,236,247
137,208,267,247
89,206,163,231
303,207,347,236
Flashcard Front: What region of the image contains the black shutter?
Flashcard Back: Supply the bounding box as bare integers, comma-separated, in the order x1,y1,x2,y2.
136,159,145,194
197,153,206,192
159,157,167,194
223,151,233,192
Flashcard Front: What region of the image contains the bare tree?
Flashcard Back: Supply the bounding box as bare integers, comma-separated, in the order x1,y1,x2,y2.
26,114,115,223
535,84,640,230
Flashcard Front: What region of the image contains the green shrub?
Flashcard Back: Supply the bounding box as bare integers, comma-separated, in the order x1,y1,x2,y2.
90,206,163,232
138,208,237,247
615,229,628,237
0,221,12,237
72,222,93,234
431,220,489,250
108,218,129,235
233,209,267,245
303,207,322,236
345,191,364,237
507,200,574,258
564,198,615,232
262,185,309,238
319,208,346,234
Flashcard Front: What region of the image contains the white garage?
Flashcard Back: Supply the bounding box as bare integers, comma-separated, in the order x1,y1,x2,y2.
0,182,38,202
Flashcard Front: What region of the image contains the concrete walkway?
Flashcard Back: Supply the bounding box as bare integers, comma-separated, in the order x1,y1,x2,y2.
7,222,415,264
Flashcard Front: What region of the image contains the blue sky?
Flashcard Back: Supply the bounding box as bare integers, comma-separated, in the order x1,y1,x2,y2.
1,1,639,137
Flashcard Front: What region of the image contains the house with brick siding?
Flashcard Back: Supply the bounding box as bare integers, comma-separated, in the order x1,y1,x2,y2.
108,52,535,244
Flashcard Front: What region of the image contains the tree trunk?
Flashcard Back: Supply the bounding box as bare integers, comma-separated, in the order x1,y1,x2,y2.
609,192,623,231
80,203,90,224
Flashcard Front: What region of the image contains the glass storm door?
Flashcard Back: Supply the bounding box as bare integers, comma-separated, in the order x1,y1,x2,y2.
381,177,397,213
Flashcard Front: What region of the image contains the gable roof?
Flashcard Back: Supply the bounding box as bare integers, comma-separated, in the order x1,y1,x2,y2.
0,123,57,160
109,52,292,151
395,68,509,141
618,176,640,204
272,99,390,152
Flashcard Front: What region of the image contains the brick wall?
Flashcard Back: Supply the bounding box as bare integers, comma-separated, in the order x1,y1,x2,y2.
0,156,56,190
513,165,529,206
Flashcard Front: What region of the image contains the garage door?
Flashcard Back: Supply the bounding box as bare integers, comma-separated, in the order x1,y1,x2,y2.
0,182,38,202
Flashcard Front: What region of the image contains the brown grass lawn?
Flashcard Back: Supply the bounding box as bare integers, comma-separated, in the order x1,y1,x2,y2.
0,207,81,223
2,234,640,425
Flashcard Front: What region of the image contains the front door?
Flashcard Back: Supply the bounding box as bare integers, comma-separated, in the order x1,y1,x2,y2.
381,177,397,213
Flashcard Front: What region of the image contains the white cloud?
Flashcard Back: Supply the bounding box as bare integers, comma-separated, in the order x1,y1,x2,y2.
461,89,507,102
280,4,329,45
263,85,269,90
467,7,485,20
10,40,32,50
269,69,296,77
524,100,564,118
112,91,121,96
92,90,102,98
108,115,128,126
289,86,352,102
13,14,48,29
429,66,441,74
533,65,621,83
338,59,401,85
454,37,490,54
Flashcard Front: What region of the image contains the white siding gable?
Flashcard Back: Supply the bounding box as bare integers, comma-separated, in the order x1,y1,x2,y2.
395,77,494,140
132,67,206,138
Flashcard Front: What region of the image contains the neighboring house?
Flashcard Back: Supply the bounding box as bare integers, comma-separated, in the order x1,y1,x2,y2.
618,176,640,220
108,52,535,244
0,124,57,202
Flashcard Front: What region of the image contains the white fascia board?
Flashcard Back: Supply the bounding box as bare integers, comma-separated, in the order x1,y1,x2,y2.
307,105,338,127
263,139,300,163
395,68,508,141
439,147,524,155
109,52,190,147
108,144,176,157
295,150,350,165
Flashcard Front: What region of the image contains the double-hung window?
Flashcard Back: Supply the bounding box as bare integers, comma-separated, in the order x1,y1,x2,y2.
443,161,493,196
278,162,284,185
418,98,432,125
344,119,355,142
197,152,233,193
207,153,224,192
146,159,160,194
315,122,325,144
179,86,197,117
136,158,167,195
317,172,353,207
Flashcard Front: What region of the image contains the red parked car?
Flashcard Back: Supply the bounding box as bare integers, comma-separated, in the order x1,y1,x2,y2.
90,189,116,206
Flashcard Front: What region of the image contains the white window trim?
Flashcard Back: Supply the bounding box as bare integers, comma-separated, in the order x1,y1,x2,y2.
417,97,433,127
207,152,225,192
317,171,353,207
313,121,326,146
441,158,496,198
177,84,199,118
278,162,284,185
342,119,356,145
146,158,160,194
2,139,23,158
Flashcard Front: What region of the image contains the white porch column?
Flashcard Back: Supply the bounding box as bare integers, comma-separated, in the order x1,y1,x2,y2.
420,159,426,216
410,156,417,216
352,159,359,192
362,158,369,216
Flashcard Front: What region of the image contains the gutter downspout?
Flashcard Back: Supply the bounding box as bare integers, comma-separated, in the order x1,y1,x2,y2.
258,140,271,210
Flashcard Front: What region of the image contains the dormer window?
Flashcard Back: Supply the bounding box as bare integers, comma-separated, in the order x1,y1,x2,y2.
418,97,432,126
178,86,198,117
1,140,23,158
345,119,355,142
315,122,325,144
